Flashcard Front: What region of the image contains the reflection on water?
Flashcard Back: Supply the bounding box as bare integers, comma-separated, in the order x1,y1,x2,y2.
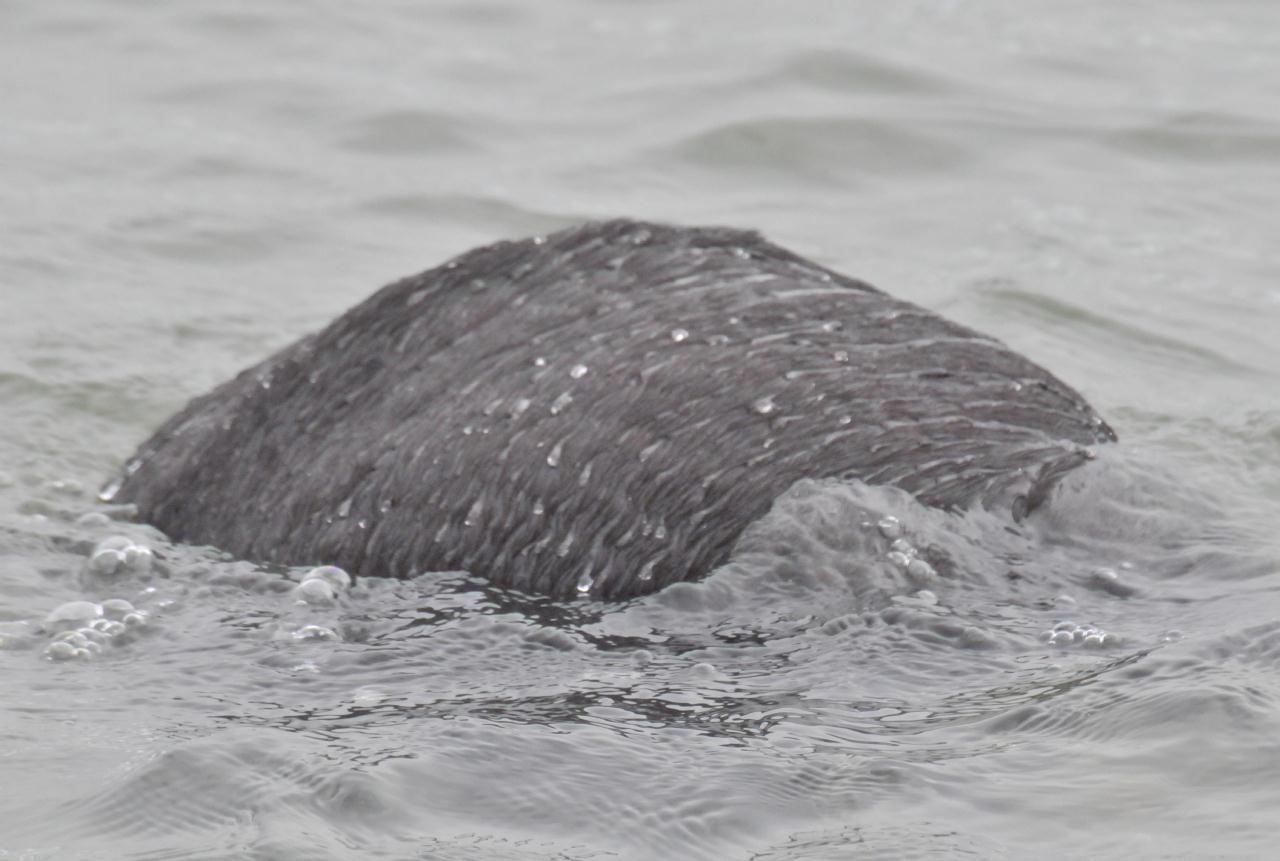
2,0,1280,858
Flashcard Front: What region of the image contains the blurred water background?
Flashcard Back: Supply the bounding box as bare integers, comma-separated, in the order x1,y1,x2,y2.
2,1,1279,858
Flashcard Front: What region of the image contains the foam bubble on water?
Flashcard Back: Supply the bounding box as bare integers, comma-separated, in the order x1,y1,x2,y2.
86,536,154,578
75,511,112,528
45,640,88,661
41,598,148,660
352,687,388,707
293,578,337,605
1088,566,1138,598
1043,620,1117,648
45,601,102,633
290,624,340,641
123,544,153,573
877,516,902,539
960,626,998,649
306,566,353,590
906,558,936,580
101,599,136,620
690,661,717,679
292,565,352,605
886,551,911,569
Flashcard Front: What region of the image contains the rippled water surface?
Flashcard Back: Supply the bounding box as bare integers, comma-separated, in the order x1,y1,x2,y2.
3,1,1280,858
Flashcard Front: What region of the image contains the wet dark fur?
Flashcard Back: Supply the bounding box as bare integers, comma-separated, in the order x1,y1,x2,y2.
111,220,1115,599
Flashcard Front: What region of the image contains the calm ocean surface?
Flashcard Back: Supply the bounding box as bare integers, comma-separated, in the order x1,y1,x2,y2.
2,1,1279,858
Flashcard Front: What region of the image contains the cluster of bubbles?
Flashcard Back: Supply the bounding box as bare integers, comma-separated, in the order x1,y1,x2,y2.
43,598,148,661
278,565,354,642
84,535,154,577
868,515,1121,651
290,565,352,606
36,533,160,661
875,516,937,581
1044,620,1115,648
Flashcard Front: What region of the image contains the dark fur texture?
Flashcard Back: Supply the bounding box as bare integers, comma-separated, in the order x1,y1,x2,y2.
111,220,1115,599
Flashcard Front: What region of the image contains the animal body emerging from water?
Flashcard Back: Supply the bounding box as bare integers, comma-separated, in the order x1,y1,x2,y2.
109,220,1115,599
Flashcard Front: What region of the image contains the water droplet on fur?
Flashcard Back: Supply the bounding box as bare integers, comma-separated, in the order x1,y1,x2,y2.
638,440,663,462
670,328,689,343
557,533,575,558
751,396,777,415
569,364,589,379
546,442,563,467
97,477,121,503
550,392,573,415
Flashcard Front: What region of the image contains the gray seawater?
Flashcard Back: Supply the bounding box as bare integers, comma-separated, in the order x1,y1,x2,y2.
3,1,1279,858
